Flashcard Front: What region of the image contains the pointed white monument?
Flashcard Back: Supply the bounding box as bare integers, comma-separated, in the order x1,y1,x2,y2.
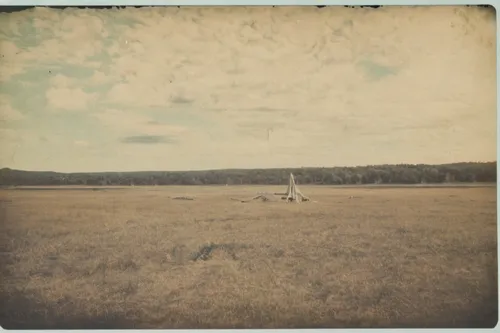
231,173,310,204
282,173,310,203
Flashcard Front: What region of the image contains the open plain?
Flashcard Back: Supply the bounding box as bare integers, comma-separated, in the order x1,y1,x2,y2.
0,185,497,328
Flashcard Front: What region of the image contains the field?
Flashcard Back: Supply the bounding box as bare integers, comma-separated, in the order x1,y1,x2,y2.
0,185,497,328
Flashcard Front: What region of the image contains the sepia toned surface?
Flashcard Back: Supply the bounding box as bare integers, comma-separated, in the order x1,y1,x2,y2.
0,186,497,328
0,5,497,329
0,6,496,172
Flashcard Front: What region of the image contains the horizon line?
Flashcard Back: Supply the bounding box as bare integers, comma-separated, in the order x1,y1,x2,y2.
0,160,496,174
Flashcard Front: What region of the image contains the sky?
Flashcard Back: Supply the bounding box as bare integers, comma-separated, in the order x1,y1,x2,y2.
0,6,496,173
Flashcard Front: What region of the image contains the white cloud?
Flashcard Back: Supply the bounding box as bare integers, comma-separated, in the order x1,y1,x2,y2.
0,96,25,122
0,105,25,122
0,128,22,142
106,82,172,108
49,73,76,88
74,140,89,147
0,40,25,82
46,87,97,111
89,70,111,85
93,109,187,136
1,8,105,72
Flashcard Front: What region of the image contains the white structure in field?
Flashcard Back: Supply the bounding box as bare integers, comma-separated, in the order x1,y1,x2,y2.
231,173,310,203
281,173,310,203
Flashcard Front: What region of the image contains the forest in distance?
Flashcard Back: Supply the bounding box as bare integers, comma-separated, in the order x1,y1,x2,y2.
0,162,496,187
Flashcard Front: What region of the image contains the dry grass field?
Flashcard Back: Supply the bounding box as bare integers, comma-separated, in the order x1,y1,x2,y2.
0,185,497,329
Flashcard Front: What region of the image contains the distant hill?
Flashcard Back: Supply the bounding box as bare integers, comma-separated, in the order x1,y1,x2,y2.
0,162,496,186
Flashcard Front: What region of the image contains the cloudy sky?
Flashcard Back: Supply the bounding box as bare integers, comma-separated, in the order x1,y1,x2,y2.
0,6,496,172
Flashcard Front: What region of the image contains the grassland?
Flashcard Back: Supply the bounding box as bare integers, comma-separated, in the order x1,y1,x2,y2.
0,185,497,328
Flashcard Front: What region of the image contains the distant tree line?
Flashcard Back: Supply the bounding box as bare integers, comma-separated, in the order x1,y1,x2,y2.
0,162,496,187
